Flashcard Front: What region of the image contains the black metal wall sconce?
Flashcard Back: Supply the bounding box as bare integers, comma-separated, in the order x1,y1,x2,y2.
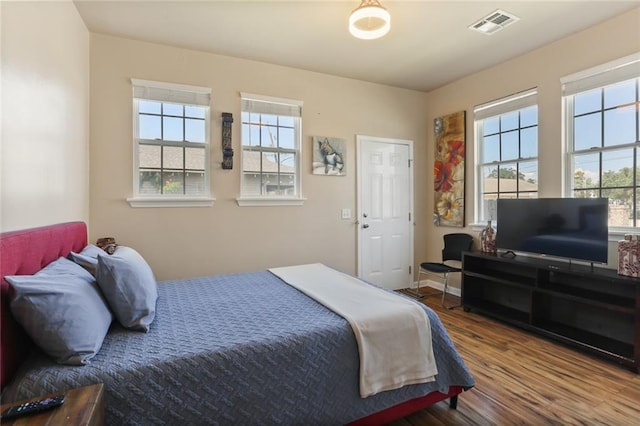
221,112,234,170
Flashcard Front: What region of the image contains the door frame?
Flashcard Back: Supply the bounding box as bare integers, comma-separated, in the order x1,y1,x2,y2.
356,135,414,284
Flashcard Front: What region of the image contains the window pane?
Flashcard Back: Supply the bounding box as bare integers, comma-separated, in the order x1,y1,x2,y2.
483,134,500,163
604,79,636,109
163,103,183,116
573,153,600,188
482,166,498,194
163,146,184,169
483,116,499,136
573,188,600,199
263,152,278,171
279,116,294,128
520,106,537,127
242,123,260,147
139,114,161,140
500,111,519,132
185,105,206,119
249,112,260,124
604,106,636,146
243,150,260,173
574,88,601,115
481,195,498,221
162,172,184,194
185,171,205,195
574,113,602,150
185,118,205,143
242,172,262,196
501,131,519,161
139,170,161,194
280,152,296,171
163,116,184,141
602,149,634,187
603,187,633,227
139,144,161,168
185,147,205,170
139,100,161,114
278,127,295,149
498,166,519,194
261,126,277,147
520,127,538,158
518,161,538,193
261,114,277,126
279,173,295,196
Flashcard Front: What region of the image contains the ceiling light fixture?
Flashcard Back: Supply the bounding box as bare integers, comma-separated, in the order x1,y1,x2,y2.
349,0,390,40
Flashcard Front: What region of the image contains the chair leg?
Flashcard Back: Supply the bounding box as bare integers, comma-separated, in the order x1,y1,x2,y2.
405,269,425,299
442,272,461,310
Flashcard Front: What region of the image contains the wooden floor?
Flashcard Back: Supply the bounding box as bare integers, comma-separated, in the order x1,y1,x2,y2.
391,291,640,425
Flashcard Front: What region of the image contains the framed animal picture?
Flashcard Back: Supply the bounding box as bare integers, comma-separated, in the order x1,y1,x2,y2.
312,136,346,176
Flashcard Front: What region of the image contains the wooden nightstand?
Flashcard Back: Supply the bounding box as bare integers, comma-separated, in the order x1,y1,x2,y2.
0,383,104,426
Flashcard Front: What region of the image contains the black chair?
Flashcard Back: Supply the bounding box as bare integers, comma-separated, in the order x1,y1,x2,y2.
409,233,474,309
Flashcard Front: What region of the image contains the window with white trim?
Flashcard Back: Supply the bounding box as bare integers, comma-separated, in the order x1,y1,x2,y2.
129,79,212,207
238,93,303,205
475,88,539,222
563,54,640,229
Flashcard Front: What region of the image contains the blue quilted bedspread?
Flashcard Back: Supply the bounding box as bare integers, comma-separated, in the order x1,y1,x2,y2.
3,271,474,425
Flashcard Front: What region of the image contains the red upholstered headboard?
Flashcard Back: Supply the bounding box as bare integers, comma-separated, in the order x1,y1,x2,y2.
0,222,87,389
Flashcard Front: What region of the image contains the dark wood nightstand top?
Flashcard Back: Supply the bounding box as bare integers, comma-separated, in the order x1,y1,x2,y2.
0,383,104,426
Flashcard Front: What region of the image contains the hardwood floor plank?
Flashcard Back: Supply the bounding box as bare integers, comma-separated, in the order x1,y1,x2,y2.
396,293,639,425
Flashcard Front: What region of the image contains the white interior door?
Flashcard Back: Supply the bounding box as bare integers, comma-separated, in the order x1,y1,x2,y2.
357,135,414,290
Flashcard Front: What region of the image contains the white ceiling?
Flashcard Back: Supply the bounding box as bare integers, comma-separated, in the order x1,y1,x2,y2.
73,1,640,92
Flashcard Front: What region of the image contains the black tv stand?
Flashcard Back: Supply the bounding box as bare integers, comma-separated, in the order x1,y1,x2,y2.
462,251,639,372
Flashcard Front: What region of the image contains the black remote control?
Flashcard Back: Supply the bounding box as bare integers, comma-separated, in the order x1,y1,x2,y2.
1,395,65,420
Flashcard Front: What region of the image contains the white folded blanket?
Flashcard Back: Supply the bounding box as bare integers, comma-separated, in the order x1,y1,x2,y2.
269,263,437,398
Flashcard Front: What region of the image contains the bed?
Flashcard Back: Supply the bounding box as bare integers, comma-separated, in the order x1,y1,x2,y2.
0,222,474,424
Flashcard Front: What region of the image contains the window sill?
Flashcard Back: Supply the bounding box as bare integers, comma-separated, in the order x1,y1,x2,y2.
236,196,306,207
127,196,215,208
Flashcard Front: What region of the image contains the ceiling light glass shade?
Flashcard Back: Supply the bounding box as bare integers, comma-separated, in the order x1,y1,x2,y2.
349,0,390,40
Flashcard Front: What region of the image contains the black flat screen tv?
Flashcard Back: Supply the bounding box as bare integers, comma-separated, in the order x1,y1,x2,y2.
496,198,609,264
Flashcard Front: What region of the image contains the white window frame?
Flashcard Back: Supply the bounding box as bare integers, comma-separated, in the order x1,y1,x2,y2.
127,79,214,208
562,53,640,231
236,92,305,206
474,88,539,224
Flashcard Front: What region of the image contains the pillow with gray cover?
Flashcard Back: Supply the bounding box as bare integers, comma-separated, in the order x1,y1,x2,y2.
68,243,104,275
96,246,157,332
6,257,113,365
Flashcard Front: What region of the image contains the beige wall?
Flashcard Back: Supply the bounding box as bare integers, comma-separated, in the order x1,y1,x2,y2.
89,34,428,280
423,7,640,287
1,1,90,232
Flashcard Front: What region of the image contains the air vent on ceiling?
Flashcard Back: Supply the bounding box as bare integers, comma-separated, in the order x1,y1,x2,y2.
469,9,520,35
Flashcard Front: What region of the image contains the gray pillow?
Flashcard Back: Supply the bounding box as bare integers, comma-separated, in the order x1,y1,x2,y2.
6,257,113,365
68,244,104,275
96,246,157,332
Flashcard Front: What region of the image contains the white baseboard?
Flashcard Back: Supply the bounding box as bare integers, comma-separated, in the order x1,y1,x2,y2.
410,279,461,297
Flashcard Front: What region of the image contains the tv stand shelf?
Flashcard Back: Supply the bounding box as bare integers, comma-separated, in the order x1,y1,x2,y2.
462,252,640,372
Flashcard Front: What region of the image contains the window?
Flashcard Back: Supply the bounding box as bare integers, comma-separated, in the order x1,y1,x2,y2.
563,54,640,229
238,93,304,206
475,89,538,222
129,79,213,207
